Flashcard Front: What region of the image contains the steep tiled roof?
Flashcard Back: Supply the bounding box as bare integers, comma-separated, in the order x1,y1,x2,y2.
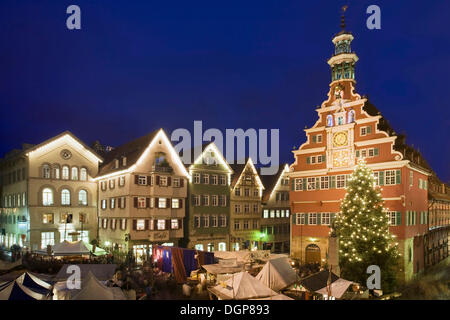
259,164,287,203
97,130,159,176
229,160,248,188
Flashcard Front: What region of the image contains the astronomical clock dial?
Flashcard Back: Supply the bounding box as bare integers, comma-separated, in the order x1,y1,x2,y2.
333,131,348,147
333,150,350,168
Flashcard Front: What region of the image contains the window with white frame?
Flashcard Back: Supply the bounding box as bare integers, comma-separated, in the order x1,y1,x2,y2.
138,175,147,185
219,215,226,227
308,213,318,225
253,220,258,229
243,220,249,229
385,170,396,185
234,204,241,213
159,176,168,186
211,215,218,227
270,210,275,218
244,204,250,213
71,167,78,180
171,219,179,229
211,175,218,185
388,212,397,226
336,175,346,188
193,195,200,206
173,178,180,187
62,166,69,180
171,198,180,209
234,220,240,230
253,203,258,213
101,199,107,209
373,172,379,186
42,188,54,206
41,232,54,249
219,175,226,185
211,195,218,206
235,188,241,196
61,189,71,205
121,219,127,230
193,173,200,184
138,197,146,208
320,176,329,189
42,213,53,224
80,168,87,181
109,179,115,189
321,213,331,225
157,220,166,230
78,190,87,206
361,127,367,136
201,215,209,227
253,188,259,197
158,198,167,208
311,156,316,164
42,165,51,178
136,219,145,231
263,210,269,218
219,195,226,206
295,178,303,191
202,174,209,184
307,177,316,190
194,216,200,228
202,195,209,206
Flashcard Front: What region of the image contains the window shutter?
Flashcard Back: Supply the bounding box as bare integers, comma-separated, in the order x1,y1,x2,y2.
180,178,184,187
396,212,401,226
396,170,401,184
200,216,204,228
179,199,183,208
317,213,321,225
356,150,360,158
133,197,138,208
291,179,295,191
304,213,309,225
306,157,310,164
302,178,307,191
132,219,137,230
367,126,372,134
145,219,149,230
331,176,336,188
123,197,126,208
147,176,151,185
167,198,171,208
312,135,317,143
134,175,139,184
167,177,172,186
379,171,385,186
331,213,336,223
118,197,121,208
292,214,296,225
315,178,320,190
146,198,150,208
155,198,159,208
322,155,326,162
165,220,170,230
374,148,379,156
156,175,160,185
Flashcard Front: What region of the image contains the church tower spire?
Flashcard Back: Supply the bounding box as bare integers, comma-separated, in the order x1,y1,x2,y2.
327,5,358,86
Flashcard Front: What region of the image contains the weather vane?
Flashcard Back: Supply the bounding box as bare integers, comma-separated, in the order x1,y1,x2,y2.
341,5,348,30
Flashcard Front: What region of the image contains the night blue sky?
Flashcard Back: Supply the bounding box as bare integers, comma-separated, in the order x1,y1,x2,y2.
0,1,449,181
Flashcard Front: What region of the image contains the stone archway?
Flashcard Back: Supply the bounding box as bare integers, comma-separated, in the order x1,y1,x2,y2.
305,244,321,264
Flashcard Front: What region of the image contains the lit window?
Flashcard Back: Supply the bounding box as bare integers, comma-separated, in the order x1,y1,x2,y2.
61,189,71,205
348,110,355,123
53,166,60,179
138,197,146,208
157,220,166,230
159,176,167,186
171,219,179,229
158,198,167,208
119,176,125,186
263,210,269,218
173,178,180,187
41,232,54,249
42,164,51,178
270,210,275,218
327,115,333,127
136,219,145,231
71,167,78,180
42,188,53,206
195,244,203,251
171,198,179,209
62,166,69,179
42,213,53,224
78,190,87,206
80,168,87,181
138,175,147,185
109,179,115,189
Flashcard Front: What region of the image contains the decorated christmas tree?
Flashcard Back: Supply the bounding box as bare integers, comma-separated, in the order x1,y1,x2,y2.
334,159,400,291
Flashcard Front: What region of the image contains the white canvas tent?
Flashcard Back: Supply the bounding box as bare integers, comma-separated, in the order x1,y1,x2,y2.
255,257,297,291
315,278,354,299
70,271,125,300
209,271,278,300
0,280,48,300
40,240,107,256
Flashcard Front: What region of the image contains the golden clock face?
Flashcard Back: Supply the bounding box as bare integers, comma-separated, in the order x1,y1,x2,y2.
333,131,348,147
333,150,349,167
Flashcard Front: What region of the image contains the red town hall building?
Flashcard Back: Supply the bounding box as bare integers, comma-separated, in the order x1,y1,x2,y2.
288,26,439,281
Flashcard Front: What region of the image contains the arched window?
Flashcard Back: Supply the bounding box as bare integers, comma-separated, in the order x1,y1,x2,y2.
61,189,71,205
62,166,69,180
348,110,355,123
327,115,333,127
71,167,78,180
42,164,51,179
53,165,60,179
80,168,87,181
42,188,53,206
78,190,87,206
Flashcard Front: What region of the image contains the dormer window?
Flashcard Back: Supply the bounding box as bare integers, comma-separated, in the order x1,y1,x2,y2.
114,159,119,169
122,156,127,166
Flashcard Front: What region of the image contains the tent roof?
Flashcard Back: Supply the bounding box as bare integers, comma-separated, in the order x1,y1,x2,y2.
71,271,125,300
300,270,340,292
16,272,52,294
202,263,245,275
209,271,278,300
44,240,107,256
255,257,297,291
55,264,118,282
250,293,294,300
315,278,354,299
0,280,47,300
